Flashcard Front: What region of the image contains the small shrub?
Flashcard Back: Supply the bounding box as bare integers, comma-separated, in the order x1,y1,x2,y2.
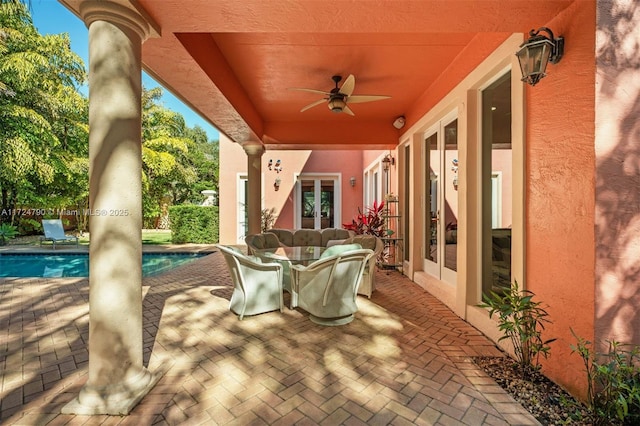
0,223,18,245
479,280,555,377
17,217,42,235
570,330,640,425
169,205,218,244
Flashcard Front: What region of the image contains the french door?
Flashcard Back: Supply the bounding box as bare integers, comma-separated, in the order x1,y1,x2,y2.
295,176,339,229
423,111,458,284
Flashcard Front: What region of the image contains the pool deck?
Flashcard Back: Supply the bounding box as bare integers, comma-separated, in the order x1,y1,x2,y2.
0,244,540,425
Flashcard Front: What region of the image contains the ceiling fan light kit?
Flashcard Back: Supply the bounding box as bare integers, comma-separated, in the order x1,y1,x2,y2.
328,97,346,113
289,74,390,116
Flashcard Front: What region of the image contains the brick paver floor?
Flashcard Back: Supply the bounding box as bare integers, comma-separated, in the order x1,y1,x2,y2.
0,247,540,425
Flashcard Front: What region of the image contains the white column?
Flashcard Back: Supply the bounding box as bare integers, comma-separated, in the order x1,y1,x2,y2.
62,1,159,415
242,141,264,235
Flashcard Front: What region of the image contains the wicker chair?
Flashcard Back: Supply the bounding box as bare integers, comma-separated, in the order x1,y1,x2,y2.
291,248,373,326
216,244,284,320
343,235,384,298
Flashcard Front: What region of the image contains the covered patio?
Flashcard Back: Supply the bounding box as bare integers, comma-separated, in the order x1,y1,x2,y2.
0,249,538,425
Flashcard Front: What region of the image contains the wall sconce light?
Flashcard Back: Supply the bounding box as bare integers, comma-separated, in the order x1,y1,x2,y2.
516,27,564,86
392,116,406,129
382,154,395,171
350,176,356,187
274,177,281,191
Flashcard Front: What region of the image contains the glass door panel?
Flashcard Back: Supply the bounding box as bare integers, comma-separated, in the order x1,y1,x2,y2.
300,180,316,229
320,180,334,228
481,72,512,296
423,113,458,285
443,119,458,273
426,133,438,263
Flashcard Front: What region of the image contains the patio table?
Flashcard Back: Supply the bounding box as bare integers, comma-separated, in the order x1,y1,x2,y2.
254,246,328,309
254,246,327,266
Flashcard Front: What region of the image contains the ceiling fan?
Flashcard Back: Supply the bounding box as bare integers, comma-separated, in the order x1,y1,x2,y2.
289,74,390,116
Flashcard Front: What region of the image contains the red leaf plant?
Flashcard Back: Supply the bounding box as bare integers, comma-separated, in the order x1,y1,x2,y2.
343,200,386,237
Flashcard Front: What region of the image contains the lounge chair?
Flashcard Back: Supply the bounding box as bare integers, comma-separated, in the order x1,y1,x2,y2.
40,219,79,250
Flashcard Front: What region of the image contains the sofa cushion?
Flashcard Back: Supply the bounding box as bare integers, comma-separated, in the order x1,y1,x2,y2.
293,229,322,246
262,232,281,248
268,229,294,246
321,228,353,246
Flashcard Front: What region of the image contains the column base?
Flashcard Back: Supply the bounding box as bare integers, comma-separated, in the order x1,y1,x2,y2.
61,367,162,415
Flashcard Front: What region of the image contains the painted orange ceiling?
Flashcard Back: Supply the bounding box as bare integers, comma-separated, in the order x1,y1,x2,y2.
62,0,575,149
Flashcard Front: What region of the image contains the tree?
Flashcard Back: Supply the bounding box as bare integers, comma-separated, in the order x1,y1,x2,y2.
0,3,218,231
0,1,87,225
141,87,199,227
184,125,218,200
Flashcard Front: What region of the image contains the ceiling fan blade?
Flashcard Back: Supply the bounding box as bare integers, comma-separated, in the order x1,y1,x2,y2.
343,105,355,116
300,98,327,112
347,95,391,104
339,74,356,96
288,87,331,95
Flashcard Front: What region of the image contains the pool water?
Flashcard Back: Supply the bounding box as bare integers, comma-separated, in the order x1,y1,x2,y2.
0,253,208,278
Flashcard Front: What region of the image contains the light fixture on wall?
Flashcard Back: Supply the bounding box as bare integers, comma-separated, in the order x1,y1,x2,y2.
350,176,356,187
274,177,281,191
516,27,564,86
392,116,405,129
382,154,395,171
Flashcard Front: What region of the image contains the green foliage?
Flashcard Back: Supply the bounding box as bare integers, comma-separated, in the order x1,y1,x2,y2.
570,330,640,425
16,216,40,235
343,200,386,237
0,222,17,245
169,205,218,244
141,88,219,226
479,280,556,377
0,6,218,228
0,1,88,216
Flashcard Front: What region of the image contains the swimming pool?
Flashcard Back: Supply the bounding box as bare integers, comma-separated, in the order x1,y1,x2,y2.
0,252,209,278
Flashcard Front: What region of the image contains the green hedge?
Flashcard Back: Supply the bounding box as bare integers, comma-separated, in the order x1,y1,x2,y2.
168,205,218,244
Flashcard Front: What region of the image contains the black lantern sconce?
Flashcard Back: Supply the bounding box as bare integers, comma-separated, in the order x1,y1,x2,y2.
516,27,564,86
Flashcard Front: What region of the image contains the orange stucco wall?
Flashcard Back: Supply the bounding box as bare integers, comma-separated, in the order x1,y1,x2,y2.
526,1,596,399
